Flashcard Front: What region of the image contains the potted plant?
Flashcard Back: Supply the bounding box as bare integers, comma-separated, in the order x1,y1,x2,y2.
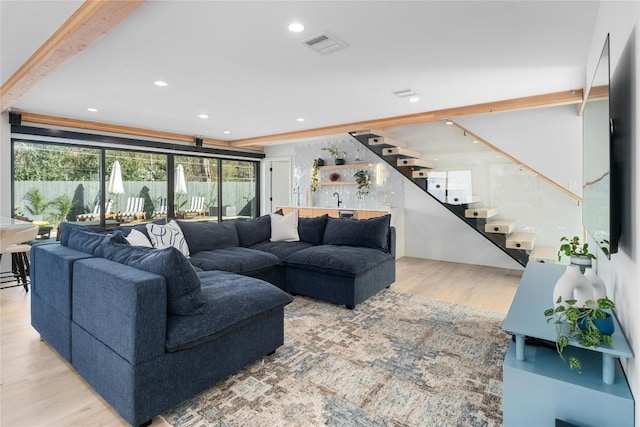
23,187,52,221
558,235,596,272
205,185,218,216
544,296,615,372
322,145,347,165
51,194,73,223
354,169,370,198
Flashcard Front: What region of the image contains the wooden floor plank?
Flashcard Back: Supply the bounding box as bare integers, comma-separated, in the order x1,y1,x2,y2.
0,257,522,426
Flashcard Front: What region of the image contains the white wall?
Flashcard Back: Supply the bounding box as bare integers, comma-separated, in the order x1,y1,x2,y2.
585,1,640,420
1,111,11,271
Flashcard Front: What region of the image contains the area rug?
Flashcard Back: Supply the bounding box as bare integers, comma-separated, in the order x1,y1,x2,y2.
162,290,510,427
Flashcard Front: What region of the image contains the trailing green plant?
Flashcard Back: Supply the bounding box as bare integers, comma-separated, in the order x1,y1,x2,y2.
310,158,321,192
543,296,615,372
321,145,346,159
354,169,370,197
557,236,596,261
23,188,52,217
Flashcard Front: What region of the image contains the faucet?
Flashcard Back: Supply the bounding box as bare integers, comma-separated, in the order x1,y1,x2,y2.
333,192,342,207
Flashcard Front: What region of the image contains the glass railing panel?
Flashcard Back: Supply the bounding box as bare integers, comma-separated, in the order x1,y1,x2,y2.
354,120,582,262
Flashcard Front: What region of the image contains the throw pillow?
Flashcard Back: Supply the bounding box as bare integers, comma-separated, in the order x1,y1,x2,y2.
67,228,128,254
99,240,204,315
236,215,271,247
323,214,391,252
146,220,190,258
298,214,329,245
270,210,299,242
176,220,240,252
125,228,153,247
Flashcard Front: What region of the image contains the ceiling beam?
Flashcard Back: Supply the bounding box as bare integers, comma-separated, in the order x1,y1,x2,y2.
1,0,146,112
230,89,583,147
18,112,239,149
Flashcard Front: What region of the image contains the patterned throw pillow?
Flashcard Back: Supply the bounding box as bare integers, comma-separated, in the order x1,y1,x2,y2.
146,220,190,258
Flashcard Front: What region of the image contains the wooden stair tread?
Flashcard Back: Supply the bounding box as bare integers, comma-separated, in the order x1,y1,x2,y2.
464,207,498,219
368,136,408,148
485,219,516,233
352,128,396,139
397,158,434,169
383,147,421,158
529,246,557,263
506,232,537,250
412,169,430,178
447,195,481,205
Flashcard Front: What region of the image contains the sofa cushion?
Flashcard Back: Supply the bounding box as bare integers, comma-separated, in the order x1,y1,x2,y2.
166,270,292,352
189,247,281,275
59,222,109,246
236,215,271,247
176,220,239,252
99,240,204,315
283,245,394,278
249,240,314,261
66,228,128,254
298,214,328,245
270,210,299,242
114,218,166,240
146,220,190,258
125,229,153,247
323,214,391,252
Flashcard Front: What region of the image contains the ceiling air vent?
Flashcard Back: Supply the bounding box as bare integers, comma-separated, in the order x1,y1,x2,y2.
303,32,347,55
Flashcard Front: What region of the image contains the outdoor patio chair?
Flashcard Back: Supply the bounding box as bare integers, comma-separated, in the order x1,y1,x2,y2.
153,197,168,218
118,197,145,222
185,196,206,216
76,199,115,221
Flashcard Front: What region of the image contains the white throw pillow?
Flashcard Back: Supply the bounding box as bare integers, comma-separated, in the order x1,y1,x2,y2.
146,220,190,258
270,210,300,242
125,228,153,247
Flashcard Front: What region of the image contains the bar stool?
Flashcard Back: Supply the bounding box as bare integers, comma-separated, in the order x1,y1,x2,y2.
0,220,39,292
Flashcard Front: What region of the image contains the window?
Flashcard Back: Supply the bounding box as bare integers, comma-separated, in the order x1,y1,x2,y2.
13,142,100,227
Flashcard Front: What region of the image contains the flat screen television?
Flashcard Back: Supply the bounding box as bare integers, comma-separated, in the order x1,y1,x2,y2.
582,34,618,257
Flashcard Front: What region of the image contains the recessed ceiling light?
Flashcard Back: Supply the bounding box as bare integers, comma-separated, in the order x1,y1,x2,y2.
197,113,209,119
393,89,418,98
223,130,231,134
288,22,304,32
473,140,479,144
445,120,453,125
154,81,168,87
409,97,420,103
87,108,98,112
296,118,305,122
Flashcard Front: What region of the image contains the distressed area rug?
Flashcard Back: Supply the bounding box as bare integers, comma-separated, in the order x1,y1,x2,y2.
162,290,509,427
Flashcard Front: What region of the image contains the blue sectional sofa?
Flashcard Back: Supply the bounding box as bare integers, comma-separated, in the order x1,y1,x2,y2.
30,213,395,426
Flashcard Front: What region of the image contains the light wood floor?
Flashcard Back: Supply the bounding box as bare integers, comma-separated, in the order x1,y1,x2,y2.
0,257,522,426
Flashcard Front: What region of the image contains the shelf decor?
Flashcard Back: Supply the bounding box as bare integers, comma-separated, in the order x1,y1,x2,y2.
354,169,371,198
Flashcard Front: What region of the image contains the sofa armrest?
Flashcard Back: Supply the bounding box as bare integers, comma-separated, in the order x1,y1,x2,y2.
73,258,167,365
388,226,396,258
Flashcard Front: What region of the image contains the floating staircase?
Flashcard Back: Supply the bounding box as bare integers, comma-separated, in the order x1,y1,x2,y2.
349,129,557,267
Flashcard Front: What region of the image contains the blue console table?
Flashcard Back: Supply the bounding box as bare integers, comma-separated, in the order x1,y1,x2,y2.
502,263,634,426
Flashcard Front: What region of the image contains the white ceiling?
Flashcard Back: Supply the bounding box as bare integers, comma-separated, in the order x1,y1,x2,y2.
1,1,600,143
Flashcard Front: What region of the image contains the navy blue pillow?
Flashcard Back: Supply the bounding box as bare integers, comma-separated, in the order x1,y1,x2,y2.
59,222,109,246
236,215,271,247
323,214,391,252
176,220,239,253
298,214,328,245
99,239,204,315
67,228,128,254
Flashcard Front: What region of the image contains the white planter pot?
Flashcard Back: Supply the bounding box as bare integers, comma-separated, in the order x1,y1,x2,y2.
584,267,607,301
553,265,590,308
